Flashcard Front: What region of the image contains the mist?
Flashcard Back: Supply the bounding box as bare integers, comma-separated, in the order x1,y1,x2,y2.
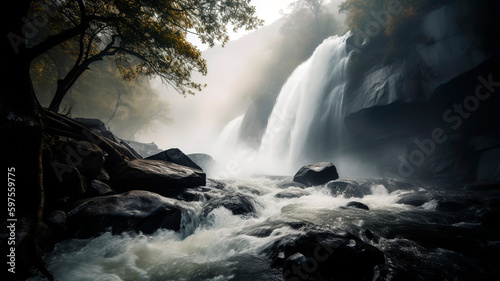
140,1,346,159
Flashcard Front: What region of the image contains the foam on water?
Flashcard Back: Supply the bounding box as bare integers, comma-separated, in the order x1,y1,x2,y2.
33,177,415,281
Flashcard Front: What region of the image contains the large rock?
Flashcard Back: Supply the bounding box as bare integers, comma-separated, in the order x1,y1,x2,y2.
110,159,206,197
345,201,370,210
122,139,163,158
147,148,203,171
326,180,364,198
66,190,187,238
44,161,87,206
74,118,119,142
51,138,105,180
188,153,217,174
293,162,339,187
264,229,385,281
203,193,256,217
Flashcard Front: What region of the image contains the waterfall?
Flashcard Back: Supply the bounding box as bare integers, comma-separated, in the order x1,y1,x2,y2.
213,33,351,175
213,115,244,155
259,33,351,172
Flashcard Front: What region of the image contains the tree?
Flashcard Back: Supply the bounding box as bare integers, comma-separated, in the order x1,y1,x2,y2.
1,1,262,278
31,48,173,139
21,0,263,112
284,0,326,39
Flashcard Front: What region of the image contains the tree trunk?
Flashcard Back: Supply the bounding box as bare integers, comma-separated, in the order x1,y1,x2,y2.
1,2,53,279
48,80,67,112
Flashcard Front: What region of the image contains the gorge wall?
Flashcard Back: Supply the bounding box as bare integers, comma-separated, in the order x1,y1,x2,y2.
220,0,500,182
342,0,500,182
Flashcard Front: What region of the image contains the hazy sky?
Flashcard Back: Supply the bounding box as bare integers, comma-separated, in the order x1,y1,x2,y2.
248,0,296,28
140,0,340,153
190,0,296,50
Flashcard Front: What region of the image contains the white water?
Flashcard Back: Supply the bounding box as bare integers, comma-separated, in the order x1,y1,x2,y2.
214,33,352,176
33,177,414,281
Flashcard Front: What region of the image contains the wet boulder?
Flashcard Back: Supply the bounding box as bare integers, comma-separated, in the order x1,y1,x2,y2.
396,191,430,207
275,187,310,199
89,179,113,195
188,153,217,174
52,138,105,180
346,201,370,210
293,162,339,187
268,229,385,281
326,180,364,198
45,161,87,206
203,193,256,217
66,190,187,238
46,210,68,240
481,208,500,229
110,159,206,197
176,186,217,202
147,148,203,171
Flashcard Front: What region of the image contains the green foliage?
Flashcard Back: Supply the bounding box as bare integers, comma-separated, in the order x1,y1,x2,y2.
32,49,172,139
27,0,264,136
338,0,441,35
27,0,263,104
338,0,443,80
243,1,341,97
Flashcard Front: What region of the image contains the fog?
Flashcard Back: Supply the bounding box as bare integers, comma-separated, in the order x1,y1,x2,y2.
139,1,346,158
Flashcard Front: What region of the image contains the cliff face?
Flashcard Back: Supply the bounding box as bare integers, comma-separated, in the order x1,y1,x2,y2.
342,1,500,182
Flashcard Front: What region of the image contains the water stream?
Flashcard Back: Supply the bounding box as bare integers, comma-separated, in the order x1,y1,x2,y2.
29,33,500,281
31,177,499,281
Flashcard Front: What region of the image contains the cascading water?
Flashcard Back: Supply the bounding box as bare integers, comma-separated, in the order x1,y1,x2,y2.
27,31,499,281
214,115,245,156
29,177,499,281
259,33,351,172
214,33,352,175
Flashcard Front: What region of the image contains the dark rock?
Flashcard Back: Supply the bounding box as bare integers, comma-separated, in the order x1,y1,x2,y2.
188,153,217,174
363,229,379,244
206,178,226,189
176,186,215,202
119,140,144,159
90,179,113,195
147,148,203,171
326,180,364,198
266,229,385,281
481,208,500,229
46,210,67,240
275,187,310,199
276,178,307,189
110,159,206,197
121,139,163,158
66,190,187,238
346,201,370,210
241,221,310,240
52,139,105,180
464,180,500,191
396,192,430,207
74,118,119,142
283,253,310,281
6,217,56,279
203,193,256,217
435,201,467,212
45,161,87,205
97,168,110,182
293,162,339,187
